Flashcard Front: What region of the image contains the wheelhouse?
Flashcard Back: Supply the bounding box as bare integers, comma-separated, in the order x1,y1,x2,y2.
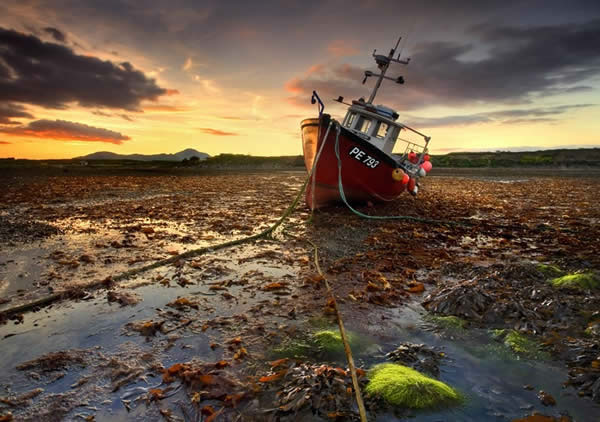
342,103,400,154
341,101,429,169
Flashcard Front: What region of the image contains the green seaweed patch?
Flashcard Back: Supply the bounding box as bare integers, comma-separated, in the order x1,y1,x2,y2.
312,329,364,357
271,329,368,360
494,329,549,360
306,316,335,329
365,363,462,409
271,338,313,359
426,315,468,330
584,323,600,337
536,263,564,278
550,272,600,290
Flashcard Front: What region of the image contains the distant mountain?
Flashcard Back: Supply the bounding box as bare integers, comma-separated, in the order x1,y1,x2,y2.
77,148,210,162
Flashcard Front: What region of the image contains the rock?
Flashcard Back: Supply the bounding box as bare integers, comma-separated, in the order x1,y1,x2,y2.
106,290,141,306
365,363,462,409
422,280,494,320
385,343,444,377
537,390,556,406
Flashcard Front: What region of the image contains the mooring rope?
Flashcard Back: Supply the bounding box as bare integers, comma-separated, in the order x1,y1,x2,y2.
0,172,312,318
332,121,465,226
306,238,368,422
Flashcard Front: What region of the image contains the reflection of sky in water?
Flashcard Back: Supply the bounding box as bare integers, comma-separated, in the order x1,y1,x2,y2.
348,304,600,422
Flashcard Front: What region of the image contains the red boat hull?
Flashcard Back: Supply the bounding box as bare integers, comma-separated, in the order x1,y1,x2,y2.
301,114,407,209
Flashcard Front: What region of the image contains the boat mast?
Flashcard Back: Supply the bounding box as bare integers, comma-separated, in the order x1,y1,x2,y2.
365,36,410,104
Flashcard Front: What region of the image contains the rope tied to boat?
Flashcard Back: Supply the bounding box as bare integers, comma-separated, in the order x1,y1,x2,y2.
331,120,466,226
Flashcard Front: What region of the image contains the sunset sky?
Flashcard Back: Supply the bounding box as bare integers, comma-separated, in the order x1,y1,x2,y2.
1,0,599,159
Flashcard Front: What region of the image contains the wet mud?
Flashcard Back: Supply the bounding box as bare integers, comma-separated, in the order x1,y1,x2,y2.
0,170,599,421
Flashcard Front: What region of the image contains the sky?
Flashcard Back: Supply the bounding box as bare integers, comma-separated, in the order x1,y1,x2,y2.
1,0,599,159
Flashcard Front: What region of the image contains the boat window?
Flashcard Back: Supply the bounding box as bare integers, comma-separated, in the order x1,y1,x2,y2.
374,121,390,139
345,112,356,128
357,116,372,134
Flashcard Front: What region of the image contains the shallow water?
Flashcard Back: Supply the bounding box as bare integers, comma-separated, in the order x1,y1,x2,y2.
360,304,600,421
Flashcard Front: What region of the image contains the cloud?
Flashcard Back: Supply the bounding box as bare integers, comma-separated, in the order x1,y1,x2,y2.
143,104,190,112
0,119,131,144
404,104,595,128
43,27,66,42
285,62,369,108
0,27,168,111
198,128,238,136
0,141,11,144
0,103,34,125
327,40,359,57
91,110,134,121
193,75,220,93
183,57,193,71
285,19,600,111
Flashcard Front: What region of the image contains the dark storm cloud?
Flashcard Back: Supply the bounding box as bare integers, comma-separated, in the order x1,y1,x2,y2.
0,27,168,111
0,102,34,124
0,119,131,144
286,18,600,111
43,27,66,42
404,104,595,128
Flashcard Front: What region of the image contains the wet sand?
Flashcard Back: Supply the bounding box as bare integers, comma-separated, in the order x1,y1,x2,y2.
0,169,599,421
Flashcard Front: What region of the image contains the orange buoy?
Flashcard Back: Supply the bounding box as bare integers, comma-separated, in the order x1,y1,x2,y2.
408,177,416,193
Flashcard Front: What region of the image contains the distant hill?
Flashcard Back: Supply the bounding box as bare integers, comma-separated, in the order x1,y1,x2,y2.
200,153,305,169
77,148,209,161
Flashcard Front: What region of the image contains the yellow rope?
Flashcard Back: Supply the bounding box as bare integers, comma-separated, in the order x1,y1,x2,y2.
306,238,368,422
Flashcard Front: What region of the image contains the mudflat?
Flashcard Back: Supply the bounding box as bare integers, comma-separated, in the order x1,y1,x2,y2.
0,169,599,421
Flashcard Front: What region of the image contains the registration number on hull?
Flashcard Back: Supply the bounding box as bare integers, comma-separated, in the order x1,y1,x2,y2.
348,147,380,169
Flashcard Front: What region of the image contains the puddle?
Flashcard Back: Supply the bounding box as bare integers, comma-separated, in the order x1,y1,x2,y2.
0,240,306,420
343,303,600,421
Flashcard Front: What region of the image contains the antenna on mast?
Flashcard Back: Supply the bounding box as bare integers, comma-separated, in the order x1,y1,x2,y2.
363,35,410,104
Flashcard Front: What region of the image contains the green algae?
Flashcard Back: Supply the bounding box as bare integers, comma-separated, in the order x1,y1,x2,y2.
271,339,313,359
550,272,600,290
306,316,335,329
492,329,549,360
536,263,564,278
271,328,367,359
426,315,467,330
312,329,363,356
365,363,462,409
584,323,599,337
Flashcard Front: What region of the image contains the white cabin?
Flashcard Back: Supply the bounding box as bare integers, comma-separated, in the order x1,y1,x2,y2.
341,101,403,154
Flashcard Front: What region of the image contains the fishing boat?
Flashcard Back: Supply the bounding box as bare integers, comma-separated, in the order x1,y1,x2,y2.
301,36,433,210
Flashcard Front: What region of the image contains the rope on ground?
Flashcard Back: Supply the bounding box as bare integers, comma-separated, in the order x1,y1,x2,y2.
306,238,368,422
0,172,312,319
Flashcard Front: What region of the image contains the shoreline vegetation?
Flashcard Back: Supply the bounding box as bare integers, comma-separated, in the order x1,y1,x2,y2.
2,148,600,172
